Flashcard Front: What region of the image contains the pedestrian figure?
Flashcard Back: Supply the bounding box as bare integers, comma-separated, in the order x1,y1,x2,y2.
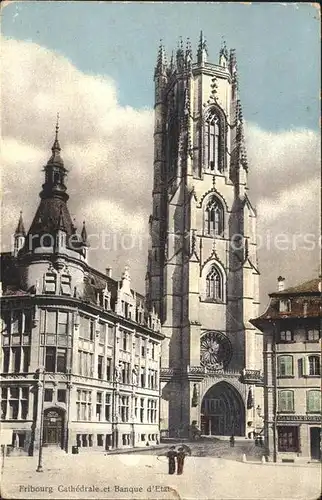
230,434,235,448
176,447,186,475
166,446,177,475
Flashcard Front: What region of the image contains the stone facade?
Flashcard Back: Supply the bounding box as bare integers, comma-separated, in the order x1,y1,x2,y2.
251,276,321,462
0,128,163,455
146,35,263,438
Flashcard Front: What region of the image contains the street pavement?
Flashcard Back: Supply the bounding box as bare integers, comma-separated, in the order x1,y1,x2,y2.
1,451,320,500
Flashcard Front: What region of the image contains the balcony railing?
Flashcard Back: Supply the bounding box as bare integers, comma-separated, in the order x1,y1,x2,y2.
241,369,264,385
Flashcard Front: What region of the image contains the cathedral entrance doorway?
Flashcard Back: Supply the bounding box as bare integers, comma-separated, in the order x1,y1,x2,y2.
201,381,245,436
43,408,64,448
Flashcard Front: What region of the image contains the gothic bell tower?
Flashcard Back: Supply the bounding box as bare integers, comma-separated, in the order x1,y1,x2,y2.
146,34,263,438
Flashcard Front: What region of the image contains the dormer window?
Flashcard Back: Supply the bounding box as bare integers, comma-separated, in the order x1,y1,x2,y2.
279,330,293,342
44,272,57,294
60,273,71,296
279,299,291,313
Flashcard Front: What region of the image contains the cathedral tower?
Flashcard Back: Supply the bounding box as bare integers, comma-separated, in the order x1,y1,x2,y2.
146,35,263,437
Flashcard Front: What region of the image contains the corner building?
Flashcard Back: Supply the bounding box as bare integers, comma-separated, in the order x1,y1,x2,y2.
251,277,321,462
0,127,163,455
146,34,263,438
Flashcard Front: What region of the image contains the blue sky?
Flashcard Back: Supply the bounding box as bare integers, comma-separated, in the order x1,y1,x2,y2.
1,2,320,301
2,1,320,131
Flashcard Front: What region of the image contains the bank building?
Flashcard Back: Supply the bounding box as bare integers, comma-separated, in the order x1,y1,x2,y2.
0,125,163,455
146,34,264,438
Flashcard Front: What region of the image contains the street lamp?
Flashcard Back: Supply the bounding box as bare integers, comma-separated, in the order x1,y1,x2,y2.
36,368,46,472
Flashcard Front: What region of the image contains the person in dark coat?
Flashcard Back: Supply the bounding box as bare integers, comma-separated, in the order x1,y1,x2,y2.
176,447,186,475
166,446,177,475
230,434,235,447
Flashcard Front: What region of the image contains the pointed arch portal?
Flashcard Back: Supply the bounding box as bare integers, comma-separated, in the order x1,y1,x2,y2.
201,381,245,436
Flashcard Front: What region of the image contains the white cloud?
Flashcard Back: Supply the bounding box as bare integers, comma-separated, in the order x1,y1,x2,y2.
1,36,320,303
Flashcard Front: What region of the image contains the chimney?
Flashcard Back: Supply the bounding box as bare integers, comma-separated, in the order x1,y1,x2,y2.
277,276,285,292
105,267,112,278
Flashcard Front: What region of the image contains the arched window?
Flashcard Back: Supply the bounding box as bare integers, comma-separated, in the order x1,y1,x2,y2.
308,355,320,376
277,356,293,377
204,109,222,171
307,390,321,413
204,198,224,236
206,266,223,301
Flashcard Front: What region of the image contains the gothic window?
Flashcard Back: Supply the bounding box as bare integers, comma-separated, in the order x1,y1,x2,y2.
277,356,293,377
206,266,223,301
278,390,294,412
204,197,224,236
204,109,223,172
307,390,321,413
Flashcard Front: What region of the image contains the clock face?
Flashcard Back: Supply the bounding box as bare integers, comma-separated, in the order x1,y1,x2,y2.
200,331,232,369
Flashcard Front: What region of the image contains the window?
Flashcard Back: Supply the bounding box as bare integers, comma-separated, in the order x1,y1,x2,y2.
307,390,321,413
99,323,105,344
57,389,66,403
90,321,95,341
140,398,145,423
106,358,112,381
44,389,53,402
77,350,93,377
278,426,299,452
147,399,157,423
204,109,221,171
122,434,131,446
206,266,223,301
204,198,224,236
97,356,103,379
121,362,131,384
96,392,102,421
105,393,111,421
307,329,320,341
119,395,129,422
107,324,114,346
279,330,293,342
151,343,155,360
60,273,71,295
140,367,146,388
44,272,57,294
76,390,92,421
278,390,294,412
121,330,129,351
141,341,146,357
279,300,291,313
58,312,68,335
79,316,89,339
45,347,67,373
277,356,293,377
308,356,320,376
1,387,29,420
134,397,138,420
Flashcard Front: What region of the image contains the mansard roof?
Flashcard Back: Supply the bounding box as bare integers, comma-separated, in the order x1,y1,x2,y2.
250,277,321,327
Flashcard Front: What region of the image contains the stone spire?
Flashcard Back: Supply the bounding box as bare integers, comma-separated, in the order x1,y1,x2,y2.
15,211,26,236
176,37,185,71
81,220,88,245
219,37,229,67
185,37,193,71
48,113,63,166
155,40,167,77
40,116,69,202
197,30,208,64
